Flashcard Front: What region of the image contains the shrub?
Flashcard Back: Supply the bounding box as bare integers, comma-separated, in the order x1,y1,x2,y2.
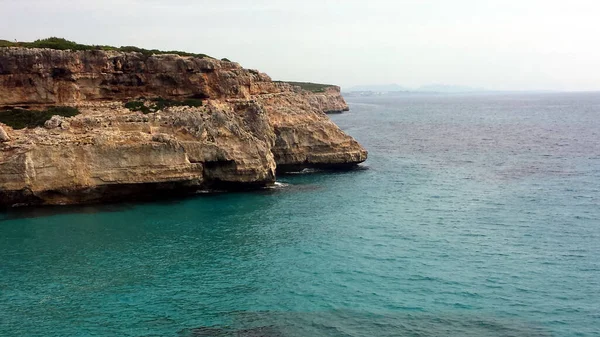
29,37,94,51
124,97,202,114
0,37,214,59
119,46,153,56
0,39,16,47
274,81,333,93
45,106,79,116
150,97,175,111
123,100,151,114
0,106,79,129
181,98,203,107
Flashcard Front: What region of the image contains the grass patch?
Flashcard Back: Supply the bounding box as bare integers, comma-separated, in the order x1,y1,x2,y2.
0,106,79,129
124,97,203,114
180,99,203,107
0,37,212,59
274,81,334,93
124,100,151,114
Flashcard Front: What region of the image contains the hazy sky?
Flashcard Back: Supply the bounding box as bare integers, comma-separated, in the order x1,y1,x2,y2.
2,0,599,91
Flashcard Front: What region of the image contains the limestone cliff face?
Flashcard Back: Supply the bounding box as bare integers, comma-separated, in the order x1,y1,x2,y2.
0,48,366,206
0,48,278,105
255,92,363,171
0,102,276,206
302,86,350,114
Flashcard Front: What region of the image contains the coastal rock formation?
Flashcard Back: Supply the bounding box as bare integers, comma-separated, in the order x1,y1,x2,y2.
1,48,285,105
256,92,363,171
0,102,276,206
0,48,366,206
303,86,350,114
0,125,9,142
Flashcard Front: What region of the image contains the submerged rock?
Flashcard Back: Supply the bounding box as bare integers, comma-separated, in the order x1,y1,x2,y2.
0,48,367,207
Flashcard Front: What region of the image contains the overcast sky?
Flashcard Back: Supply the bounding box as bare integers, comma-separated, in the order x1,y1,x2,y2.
2,0,599,91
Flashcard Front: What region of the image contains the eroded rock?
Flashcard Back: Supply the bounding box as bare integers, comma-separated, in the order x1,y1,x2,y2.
304,86,350,113
0,125,9,142
44,115,67,129
0,47,367,207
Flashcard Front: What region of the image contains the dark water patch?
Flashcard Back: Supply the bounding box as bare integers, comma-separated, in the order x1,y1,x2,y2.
181,311,552,337
0,201,136,221
0,182,319,221
0,165,368,220
184,325,283,337
277,164,369,175
0,190,215,221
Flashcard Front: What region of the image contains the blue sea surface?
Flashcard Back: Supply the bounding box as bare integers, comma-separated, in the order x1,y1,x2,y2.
1,92,599,336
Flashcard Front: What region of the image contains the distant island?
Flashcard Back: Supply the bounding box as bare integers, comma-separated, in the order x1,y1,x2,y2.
344,83,486,96
345,84,409,92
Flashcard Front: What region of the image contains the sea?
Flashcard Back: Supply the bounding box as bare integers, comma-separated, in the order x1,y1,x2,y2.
1,92,599,336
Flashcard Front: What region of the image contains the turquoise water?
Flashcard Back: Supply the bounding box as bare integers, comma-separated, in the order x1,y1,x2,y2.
1,93,600,336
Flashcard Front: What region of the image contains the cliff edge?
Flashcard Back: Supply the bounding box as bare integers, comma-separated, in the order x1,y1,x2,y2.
0,47,366,207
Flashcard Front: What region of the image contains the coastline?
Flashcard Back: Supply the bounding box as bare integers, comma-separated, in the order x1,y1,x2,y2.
0,47,366,207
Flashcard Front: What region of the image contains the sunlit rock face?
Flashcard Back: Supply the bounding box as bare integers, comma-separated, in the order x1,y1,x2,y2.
0,48,367,206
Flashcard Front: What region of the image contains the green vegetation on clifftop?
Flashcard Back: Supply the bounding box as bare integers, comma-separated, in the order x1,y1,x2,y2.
124,97,203,114
275,81,334,93
0,37,212,58
0,106,79,129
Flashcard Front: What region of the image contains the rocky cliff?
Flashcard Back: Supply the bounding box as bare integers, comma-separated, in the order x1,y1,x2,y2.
0,48,366,207
303,86,350,114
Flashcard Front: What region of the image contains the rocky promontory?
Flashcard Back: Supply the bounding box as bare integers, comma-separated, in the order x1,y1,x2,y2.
0,47,366,207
